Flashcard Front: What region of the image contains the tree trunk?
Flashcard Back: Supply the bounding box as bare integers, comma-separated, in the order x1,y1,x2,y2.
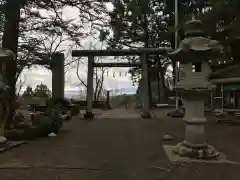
147,65,152,107
96,79,103,100
159,67,166,102
2,0,21,128
172,61,176,85
156,70,161,103
93,70,98,101
96,69,104,100
155,57,166,103
143,12,152,108
94,80,99,101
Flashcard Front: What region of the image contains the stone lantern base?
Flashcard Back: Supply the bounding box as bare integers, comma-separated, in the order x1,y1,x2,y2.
172,140,220,159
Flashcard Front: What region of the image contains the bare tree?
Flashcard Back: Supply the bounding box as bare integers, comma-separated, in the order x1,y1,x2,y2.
75,59,107,101
75,56,108,101
74,38,109,101
0,0,109,128
15,74,27,96
32,24,77,67
66,12,112,101
93,56,108,100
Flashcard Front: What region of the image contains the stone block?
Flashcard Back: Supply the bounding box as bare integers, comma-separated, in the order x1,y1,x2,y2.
163,145,239,164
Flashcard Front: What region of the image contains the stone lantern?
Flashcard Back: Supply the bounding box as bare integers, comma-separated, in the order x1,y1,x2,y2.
168,16,223,159
0,48,14,144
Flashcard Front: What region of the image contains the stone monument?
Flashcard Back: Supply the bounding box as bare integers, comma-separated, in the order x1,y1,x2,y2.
51,52,65,100
0,48,14,144
168,16,223,159
106,90,112,109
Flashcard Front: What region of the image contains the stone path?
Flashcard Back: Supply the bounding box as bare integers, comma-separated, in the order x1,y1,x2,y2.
98,108,140,119
0,108,240,179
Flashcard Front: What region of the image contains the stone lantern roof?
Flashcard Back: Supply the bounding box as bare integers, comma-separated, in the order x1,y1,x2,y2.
169,16,223,63
0,48,15,60
0,48,14,93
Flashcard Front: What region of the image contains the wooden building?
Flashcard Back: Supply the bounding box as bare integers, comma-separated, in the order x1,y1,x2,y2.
210,63,240,111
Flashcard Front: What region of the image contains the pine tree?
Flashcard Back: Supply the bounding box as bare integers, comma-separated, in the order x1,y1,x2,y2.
34,83,51,98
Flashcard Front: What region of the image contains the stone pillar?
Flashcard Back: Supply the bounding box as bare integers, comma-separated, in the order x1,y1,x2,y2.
106,90,111,109
84,55,94,119
182,92,206,145
52,52,64,100
172,90,220,159
140,52,151,118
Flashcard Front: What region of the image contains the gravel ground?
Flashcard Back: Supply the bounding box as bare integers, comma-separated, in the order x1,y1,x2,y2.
0,108,239,180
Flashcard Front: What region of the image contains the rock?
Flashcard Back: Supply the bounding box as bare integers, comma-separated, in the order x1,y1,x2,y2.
162,134,174,141
48,132,57,137
0,136,7,143
172,142,220,159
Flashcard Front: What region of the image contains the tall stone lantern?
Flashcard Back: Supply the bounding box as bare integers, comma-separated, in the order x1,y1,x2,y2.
169,16,223,159
0,48,14,144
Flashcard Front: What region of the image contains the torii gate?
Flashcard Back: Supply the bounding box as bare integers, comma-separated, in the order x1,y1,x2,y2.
72,48,171,119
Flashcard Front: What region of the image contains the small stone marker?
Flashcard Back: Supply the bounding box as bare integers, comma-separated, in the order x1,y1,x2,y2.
0,136,7,143
48,132,57,137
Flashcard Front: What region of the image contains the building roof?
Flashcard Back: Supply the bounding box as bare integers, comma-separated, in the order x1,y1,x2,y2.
209,62,240,79
210,61,239,72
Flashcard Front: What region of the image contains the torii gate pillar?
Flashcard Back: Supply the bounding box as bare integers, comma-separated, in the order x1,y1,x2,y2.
84,55,94,119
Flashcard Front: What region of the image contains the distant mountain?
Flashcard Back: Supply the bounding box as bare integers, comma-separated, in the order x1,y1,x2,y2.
120,87,137,93
64,91,80,99
64,87,137,99
110,87,137,95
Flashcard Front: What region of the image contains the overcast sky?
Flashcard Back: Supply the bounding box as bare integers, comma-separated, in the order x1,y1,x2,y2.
17,3,136,94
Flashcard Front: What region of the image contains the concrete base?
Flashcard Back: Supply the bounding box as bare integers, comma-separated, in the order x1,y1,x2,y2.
141,111,152,118
84,112,94,119
0,141,25,153
163,145,239,164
